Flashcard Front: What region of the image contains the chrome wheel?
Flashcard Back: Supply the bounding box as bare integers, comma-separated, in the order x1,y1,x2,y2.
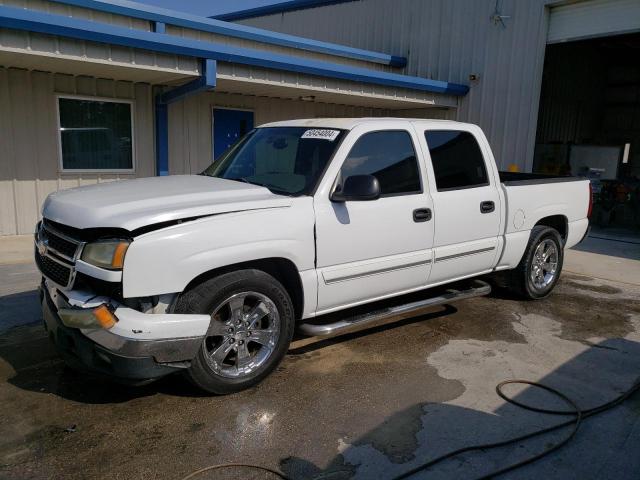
530,239,558,290
203,291,280,379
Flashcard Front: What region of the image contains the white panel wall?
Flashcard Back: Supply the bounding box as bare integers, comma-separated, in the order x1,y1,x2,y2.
548,0,640,44
0,68,155,235
240,0,552,171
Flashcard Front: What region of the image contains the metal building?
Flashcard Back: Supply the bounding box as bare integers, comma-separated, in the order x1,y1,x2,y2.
1,0,639,235
226,0,640,228
0,0,466,235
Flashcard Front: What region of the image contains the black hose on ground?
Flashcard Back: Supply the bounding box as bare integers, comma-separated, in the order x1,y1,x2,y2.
179,378,640,480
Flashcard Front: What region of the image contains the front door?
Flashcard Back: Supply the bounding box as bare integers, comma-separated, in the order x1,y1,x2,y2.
314,124,435,314
213,108,254,160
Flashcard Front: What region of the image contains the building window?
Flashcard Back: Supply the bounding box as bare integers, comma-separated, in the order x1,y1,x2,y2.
57,96,134,172
424,130,489,191
340,130,421,196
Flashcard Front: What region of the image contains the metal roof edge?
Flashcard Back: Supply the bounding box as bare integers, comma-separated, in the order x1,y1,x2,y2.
213,0,358,22
49,0,406,67
0,6,468,96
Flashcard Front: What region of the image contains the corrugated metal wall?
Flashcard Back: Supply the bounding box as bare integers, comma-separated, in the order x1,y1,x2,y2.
240,0,551,170
0,68,155,235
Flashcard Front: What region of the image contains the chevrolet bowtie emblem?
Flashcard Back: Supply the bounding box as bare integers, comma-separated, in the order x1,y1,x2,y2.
38,238,48,256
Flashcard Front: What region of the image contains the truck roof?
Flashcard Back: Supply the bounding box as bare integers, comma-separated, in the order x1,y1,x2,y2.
259,117,474,130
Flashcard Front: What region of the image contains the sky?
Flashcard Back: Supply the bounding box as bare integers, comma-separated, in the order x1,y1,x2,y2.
135,0,286,17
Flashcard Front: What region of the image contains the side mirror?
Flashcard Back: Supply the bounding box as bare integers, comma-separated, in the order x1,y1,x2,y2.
331,174,381,202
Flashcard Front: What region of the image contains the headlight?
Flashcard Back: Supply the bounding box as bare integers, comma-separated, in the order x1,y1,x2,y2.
81,240,130,270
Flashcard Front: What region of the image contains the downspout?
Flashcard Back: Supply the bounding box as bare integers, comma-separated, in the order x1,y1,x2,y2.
154,50,216,176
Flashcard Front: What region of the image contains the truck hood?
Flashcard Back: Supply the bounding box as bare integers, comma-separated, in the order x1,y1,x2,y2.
42,175,292,232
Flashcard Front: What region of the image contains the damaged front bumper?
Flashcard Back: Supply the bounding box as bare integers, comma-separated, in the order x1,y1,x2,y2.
40,280,209,382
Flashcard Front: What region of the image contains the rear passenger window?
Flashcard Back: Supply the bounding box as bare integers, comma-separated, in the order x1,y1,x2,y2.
425,130,489,191
340,130,421,196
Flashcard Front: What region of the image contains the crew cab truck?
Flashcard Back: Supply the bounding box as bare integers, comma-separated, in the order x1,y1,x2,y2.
36,118,590,394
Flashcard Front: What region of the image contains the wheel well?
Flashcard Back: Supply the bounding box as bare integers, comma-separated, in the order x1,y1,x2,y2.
182,258,304,320
534,215,568,243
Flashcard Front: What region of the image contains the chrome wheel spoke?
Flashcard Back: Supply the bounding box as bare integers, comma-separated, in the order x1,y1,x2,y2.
236,342,252,368
207,318,230,336
250,329,276,347
211,340,234,364
247,301,270,329
228,294,246,319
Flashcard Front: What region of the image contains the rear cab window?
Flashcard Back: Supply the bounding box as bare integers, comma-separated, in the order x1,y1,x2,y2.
424,130,489,191
339,130,422,196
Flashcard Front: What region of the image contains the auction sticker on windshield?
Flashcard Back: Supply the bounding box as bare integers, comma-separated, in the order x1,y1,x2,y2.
301,129,341,141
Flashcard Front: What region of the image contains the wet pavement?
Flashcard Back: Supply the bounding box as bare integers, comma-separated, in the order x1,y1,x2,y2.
1,260,639,480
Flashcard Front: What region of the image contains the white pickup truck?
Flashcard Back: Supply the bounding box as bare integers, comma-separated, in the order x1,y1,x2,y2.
36,118,590,394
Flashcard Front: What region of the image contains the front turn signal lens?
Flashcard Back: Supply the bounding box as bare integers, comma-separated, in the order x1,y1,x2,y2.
59,304,118,330
93,305,118,329
111,242,129,269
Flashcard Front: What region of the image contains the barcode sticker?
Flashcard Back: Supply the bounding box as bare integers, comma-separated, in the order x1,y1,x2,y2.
301,129,340,141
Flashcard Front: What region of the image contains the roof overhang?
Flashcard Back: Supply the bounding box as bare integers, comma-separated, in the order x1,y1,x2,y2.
0,47,193,85
50,0,406,67
212,59,458,109
0,5,469,100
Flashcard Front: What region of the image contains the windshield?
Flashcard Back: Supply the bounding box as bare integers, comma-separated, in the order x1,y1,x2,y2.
202,127,346,195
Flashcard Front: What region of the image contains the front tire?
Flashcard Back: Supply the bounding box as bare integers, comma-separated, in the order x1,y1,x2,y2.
174,269,295,394
510,226,564,300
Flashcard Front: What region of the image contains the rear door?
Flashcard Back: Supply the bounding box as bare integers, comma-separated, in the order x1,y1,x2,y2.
313,123,435,314
418,126,501,284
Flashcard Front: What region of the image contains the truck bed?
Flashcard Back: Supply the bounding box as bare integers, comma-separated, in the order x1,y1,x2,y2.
499,171,586,186
497,171,590,261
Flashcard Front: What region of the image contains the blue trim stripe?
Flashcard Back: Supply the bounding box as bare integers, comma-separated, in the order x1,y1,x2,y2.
49,0,406,67
214,0,357,22
0,6,468,96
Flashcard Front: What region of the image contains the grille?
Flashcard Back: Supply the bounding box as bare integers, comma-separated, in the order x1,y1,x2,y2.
41,222,80,260
35,248,72,287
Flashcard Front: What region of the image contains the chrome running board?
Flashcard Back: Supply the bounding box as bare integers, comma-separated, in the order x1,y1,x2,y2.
297,279,491,338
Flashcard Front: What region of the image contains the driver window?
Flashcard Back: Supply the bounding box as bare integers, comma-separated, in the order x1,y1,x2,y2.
339,130,421,196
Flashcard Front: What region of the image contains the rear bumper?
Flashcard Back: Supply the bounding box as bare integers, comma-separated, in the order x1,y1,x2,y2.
40,284,204,382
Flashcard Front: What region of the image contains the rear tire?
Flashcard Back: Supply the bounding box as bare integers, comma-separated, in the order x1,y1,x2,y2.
509,226,564,300
174,269,295,394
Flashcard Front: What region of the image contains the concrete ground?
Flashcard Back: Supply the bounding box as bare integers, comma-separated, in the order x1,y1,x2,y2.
1,233,639,480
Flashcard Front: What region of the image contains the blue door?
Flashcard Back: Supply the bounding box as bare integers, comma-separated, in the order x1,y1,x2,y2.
213,108,254,160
